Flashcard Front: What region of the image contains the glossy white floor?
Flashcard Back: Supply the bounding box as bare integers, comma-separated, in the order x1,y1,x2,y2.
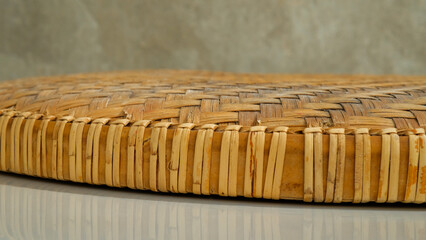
0,173,425,240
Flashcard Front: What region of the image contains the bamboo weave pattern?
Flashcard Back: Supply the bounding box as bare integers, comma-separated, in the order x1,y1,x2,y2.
0,70,425,203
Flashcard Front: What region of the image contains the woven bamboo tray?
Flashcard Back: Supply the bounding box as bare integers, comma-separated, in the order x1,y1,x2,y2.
0,70,425,203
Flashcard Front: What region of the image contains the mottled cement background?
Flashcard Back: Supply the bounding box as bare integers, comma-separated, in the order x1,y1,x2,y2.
1,0,425,81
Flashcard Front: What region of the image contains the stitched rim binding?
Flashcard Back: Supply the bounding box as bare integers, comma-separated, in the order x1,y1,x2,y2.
0,109,425,203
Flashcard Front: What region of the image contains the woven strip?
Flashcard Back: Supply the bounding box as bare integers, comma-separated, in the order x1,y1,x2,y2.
303,127,322,202
324,128,345,203
244,126,267,198
192,124,217,195
404,128,423,203
354,128,371,203
149,122,171,192
219,125,241,196
87,118,110,184
415,129,426,203
170,123,195,193
127,120,150,189
263,127,288,200
54,116,75,180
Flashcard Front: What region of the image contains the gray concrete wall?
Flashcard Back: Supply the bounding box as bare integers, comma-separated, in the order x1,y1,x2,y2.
1,0,425,81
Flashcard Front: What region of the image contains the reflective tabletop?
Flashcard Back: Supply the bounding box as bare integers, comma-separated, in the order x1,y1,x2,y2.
0,173,425,240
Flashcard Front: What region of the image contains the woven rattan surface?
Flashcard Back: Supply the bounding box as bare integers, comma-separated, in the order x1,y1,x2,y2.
0,70,425,203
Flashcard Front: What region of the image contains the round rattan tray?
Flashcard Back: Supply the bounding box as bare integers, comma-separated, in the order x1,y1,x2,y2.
0,70,425,203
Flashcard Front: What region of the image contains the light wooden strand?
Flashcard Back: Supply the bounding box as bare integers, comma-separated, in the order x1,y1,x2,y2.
76,118,91,182
22,114,42,175
325,128,344,203
377,129,390,202
105,123,117,186
377,128,398,203
114,119,130,187
219,125,241,197
54,116,74,180
88,118,110,185
0,111,16,171
11,112,31,174
170,125,184,192
303,127,323,202
68,119,79,181
353,128,371,203
303,128,314,202
51,120,61,179
150,122,172,192
263,130,280,199
314,129,324,202
404,129,422,203
11,113,26,173
177,123,194,193
158,123,171,192
105,119,130,187
244,126,267,198
192,128,206,195
192,124,217,195
127,120,150,189
37,116,56,177
361,129,371,203
27,114,43,176
333,130,346,203
264,127,288,200
415,129,426,203
228,126,241,197
149,124,160,191
17,113,32,174
169,123,195,193
69,117,91,183
388,129,400,203
271,129,288,200
218,127,232,196
9,116,19,172
127,122,138,189
353,129,363,203
85,121,96,184
135,121,149,190
201,125,216,195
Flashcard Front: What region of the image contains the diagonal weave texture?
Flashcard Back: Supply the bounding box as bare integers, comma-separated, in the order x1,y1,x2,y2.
0,70,425,203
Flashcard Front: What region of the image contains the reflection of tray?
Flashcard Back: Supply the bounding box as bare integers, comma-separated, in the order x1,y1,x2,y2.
0,70,425,203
